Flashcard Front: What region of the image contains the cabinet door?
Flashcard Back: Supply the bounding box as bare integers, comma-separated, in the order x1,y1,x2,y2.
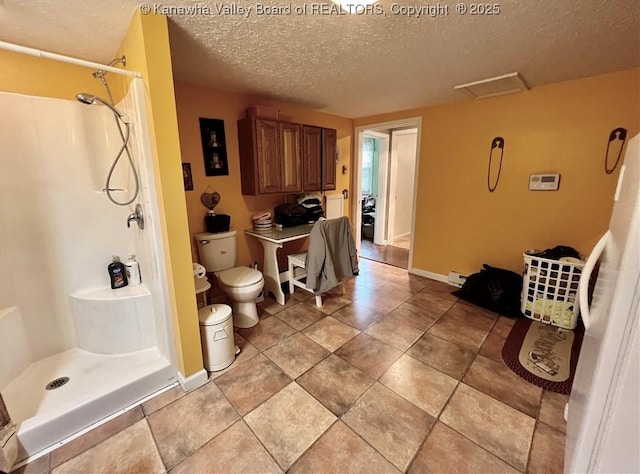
321,128,337,190
280,122,302,193
256,120,281,194
303,126,322,191
237,118,258,194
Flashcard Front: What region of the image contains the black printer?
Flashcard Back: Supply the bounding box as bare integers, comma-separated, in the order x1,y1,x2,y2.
274,195,324,227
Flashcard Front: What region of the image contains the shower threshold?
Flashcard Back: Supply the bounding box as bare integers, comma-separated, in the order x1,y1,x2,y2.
2,347,174,460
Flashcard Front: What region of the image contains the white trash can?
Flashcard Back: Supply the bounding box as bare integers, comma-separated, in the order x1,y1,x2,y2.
198,304,236,371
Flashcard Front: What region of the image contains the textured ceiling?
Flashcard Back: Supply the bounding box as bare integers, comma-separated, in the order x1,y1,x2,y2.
1,0,638,117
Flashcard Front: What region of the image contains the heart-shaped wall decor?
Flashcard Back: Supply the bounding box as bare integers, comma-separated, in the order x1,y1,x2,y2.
200,191,220,210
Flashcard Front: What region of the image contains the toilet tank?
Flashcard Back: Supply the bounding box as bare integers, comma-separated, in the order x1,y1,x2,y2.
195,230,237,272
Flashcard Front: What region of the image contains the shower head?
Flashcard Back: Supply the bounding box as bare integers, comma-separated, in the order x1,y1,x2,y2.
75,93,124,118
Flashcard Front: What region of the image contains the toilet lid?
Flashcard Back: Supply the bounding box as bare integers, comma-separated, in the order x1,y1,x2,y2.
218,267,263,288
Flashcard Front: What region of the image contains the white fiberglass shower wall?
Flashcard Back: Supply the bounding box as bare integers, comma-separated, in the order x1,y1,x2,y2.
0,78,176,461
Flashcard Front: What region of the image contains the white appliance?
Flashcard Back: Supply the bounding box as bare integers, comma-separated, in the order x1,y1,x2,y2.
566,134,639,472
325,194,344,219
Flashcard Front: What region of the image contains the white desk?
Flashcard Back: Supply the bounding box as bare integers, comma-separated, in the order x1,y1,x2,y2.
245,224,313,305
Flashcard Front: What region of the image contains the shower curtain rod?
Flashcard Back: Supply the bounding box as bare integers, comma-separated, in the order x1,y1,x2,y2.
0,41,142,78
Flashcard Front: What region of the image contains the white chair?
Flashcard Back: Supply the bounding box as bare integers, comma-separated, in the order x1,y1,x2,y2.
288,217,358,308
288,252,345,308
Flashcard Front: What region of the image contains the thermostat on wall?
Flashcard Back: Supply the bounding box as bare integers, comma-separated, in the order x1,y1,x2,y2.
529,173,560,191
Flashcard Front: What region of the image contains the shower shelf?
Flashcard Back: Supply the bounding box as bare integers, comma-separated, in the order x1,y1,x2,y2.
70,284,150,301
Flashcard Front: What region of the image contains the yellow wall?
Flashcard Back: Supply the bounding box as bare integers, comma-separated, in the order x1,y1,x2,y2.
173,81,353,269
355,69,640,275
119,13,202,377
0,49,127,101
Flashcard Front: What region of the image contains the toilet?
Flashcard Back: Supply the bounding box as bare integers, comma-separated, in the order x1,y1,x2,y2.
195,230,264,328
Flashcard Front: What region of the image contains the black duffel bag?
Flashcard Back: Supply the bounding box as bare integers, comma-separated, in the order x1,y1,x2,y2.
452,264,524,318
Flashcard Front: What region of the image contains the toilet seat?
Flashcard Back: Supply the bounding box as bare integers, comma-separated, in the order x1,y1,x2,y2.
217,267,263,288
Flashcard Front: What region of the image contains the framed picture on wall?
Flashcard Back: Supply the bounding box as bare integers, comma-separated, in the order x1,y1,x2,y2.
199,118,229,176
182,163,194,191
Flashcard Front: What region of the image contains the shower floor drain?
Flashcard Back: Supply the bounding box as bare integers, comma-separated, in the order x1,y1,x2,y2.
45,377,69,390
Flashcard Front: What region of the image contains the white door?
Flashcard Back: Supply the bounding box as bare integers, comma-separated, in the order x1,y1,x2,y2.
361,131,389,245
388,129,418,244
566,135,640,472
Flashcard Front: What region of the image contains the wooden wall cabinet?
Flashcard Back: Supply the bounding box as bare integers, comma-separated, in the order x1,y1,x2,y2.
302,126,322,192
321,128,337,191
303,126,337,192
238,118,302,195
280,122,302,193
239,118,336,195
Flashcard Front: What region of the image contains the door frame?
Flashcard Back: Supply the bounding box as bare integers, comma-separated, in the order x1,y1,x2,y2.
353,117,422,272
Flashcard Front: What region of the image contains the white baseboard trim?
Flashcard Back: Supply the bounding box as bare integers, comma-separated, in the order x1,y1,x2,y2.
409,268,457,286
392,231,410,241
177,369,208,392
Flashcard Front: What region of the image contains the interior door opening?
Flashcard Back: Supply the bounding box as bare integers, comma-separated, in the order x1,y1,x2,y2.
355,122,420,270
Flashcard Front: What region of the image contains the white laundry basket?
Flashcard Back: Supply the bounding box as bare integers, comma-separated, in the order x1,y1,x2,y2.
521,251,585,329
198,304,236,371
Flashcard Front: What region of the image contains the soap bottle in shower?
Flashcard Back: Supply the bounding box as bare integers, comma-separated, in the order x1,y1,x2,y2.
125,254,142,286
108,255,128,289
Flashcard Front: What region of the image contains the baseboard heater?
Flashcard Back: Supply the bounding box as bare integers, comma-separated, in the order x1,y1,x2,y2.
448,271,468,288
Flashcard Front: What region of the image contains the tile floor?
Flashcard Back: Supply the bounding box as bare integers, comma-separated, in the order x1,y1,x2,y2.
14,258,567,474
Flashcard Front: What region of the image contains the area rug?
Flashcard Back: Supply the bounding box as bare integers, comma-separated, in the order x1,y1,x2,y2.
502,318,584,394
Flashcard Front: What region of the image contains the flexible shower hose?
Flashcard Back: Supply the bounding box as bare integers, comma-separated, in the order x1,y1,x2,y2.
101,76,140,206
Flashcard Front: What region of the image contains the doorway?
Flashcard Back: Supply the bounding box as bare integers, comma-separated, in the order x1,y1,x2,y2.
355,119,421,270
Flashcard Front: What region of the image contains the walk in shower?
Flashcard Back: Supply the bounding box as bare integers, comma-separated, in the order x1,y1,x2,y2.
0,53,176,464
